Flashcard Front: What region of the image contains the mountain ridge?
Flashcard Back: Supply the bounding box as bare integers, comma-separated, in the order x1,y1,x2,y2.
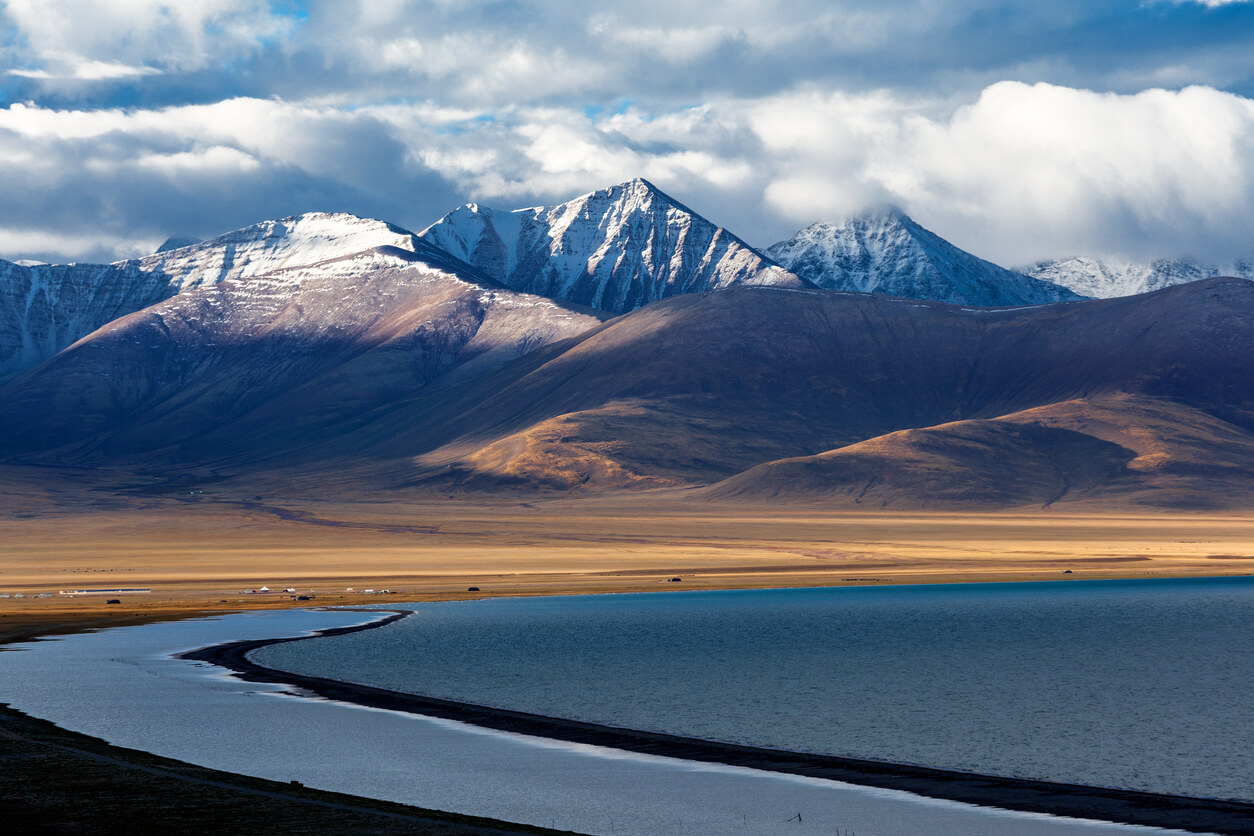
0,212,462,382
5,182,1254,510
766,208,1085,307
419,178,809,313
1021,254,1254,299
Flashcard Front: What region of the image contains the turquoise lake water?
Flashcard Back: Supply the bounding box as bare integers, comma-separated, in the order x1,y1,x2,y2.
254,577,1254,801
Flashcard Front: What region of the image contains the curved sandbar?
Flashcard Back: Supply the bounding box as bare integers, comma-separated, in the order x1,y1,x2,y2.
183,608,1254,836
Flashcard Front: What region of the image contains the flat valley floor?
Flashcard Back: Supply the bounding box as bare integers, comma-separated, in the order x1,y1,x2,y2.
3,468,1254,630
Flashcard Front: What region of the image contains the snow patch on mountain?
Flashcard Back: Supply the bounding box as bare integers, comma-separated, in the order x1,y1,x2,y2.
419,178,806,313
1021,255,1254,299
766,208,1085,307
0,213,444,381
134,212,425,292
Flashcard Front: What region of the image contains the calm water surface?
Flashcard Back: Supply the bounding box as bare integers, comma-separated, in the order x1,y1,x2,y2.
0,608,1185,835
255,577,1254,801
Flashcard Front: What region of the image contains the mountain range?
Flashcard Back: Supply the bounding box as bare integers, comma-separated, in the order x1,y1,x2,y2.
2,179,1252,510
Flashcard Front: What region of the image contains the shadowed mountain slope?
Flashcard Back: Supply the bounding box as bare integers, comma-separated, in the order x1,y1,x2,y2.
375,279,1253,503
704,395,1254,509
0,248,603,464
2,278,1252,509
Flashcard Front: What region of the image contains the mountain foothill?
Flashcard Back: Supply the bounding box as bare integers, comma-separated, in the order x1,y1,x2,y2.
2,178,1252,511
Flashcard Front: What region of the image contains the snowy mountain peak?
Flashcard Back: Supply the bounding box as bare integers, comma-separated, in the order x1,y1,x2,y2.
419,179,806,314
127,211,442,295
599,176,664,200
0,211,484,382
1021,254,1254,299
766,209,1084,307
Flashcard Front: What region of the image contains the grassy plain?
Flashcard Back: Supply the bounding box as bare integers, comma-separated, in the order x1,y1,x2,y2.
3,481,1253,636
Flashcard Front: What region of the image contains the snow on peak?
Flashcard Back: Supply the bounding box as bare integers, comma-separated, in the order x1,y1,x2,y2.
133,211,426,292
766,209,1084,307
1021,255,1254,299
419,179,805,313
0,211,483,381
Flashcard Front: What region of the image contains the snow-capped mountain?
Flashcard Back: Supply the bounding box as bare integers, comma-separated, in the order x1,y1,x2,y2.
0,234,602,461
1021,255,1254,299
766,208,1085,306
419,178,807,313
0,212,463,381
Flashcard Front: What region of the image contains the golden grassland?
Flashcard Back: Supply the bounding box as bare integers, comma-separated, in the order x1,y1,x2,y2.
3,485,1253,639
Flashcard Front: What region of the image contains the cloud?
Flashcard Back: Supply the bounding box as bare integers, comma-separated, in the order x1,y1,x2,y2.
2,0,298,76
5,81,1254,267
587,18,745,60
6,1,1253,110
1,3,1253,266
0,227,160,264
895,83,1254,262
405,81,1254,264
9,61,163,81
0,97,463,264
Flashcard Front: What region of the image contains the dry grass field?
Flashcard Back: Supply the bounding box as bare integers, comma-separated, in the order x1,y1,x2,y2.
4,472,1253,634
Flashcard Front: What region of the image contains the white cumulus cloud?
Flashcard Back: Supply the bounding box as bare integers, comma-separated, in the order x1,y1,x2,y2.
3,69,1254,267
2,0,298,78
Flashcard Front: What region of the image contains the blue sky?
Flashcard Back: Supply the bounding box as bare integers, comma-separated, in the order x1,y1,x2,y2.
2,0,1253,265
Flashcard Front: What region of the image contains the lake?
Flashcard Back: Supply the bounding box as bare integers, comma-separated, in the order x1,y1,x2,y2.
255,577,1254,801
1,578,1249,834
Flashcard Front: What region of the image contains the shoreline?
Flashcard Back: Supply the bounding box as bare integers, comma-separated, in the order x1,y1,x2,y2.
0,608,576,835
184,600,1254,836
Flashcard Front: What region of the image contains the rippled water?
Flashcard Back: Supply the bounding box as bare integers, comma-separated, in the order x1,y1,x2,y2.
254,577,1254,801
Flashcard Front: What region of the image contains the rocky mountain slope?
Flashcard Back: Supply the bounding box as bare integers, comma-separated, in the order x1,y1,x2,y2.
419,178,807,313
1021,255,1254,299
766,208,1084,306
0,243,603,464
2,182,805,381
0,213,450,382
